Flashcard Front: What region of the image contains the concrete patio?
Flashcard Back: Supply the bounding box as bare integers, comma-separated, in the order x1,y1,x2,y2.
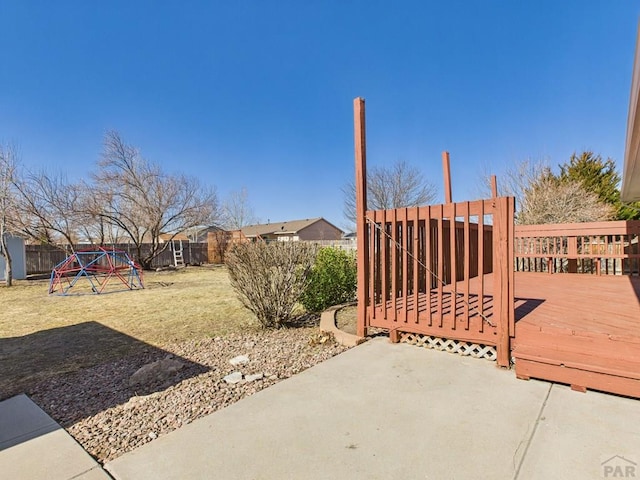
2,338,639,479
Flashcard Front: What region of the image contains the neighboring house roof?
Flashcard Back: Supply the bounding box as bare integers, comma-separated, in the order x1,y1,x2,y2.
240,217,343,238
158,233,190,242
622,24,640,202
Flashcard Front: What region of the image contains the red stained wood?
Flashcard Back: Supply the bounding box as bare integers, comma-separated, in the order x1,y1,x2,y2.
370,267,640,396
514,221,640,276
354,98,369,337
515,358,640,398
351,101,638,396
512,272,640,398
365,197,514,365
442,151,452,204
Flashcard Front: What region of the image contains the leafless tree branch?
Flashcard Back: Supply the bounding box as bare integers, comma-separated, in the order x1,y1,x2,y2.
343,160,438,225
92,131,221,269
222,187,258,230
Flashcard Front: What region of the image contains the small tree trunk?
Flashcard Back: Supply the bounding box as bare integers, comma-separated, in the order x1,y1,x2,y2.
1,234,12,287
5,257,12,287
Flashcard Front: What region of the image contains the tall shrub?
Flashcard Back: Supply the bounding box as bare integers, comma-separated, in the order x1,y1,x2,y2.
301,247,357,313
226,241,316,328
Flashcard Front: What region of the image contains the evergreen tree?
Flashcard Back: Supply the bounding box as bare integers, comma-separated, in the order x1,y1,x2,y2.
559,151,640,220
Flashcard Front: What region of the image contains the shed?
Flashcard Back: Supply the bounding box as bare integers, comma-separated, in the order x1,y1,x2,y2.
0,235,27,281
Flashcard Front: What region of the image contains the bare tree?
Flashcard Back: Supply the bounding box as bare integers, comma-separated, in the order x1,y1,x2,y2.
0,144,18,286
12,169,83,249
222,187,258,229
343,160,438,225
93,131,220,269
480,158,551,206
483,158,614,224
518,175,614,225
75,209,107,245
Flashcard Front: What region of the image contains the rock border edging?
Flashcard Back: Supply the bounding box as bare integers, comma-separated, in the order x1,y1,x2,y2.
319,302,367,347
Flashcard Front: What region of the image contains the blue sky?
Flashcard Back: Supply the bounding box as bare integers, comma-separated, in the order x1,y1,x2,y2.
1,1,638,229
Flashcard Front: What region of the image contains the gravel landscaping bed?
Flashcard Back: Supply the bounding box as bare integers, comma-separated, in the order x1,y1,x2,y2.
29,327,350,464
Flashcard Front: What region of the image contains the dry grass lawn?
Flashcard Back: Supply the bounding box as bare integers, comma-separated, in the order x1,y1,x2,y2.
0,265,261,398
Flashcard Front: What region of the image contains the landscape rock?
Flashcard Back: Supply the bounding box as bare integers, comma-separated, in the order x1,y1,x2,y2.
28,328,349,464
245,373,264,382
223,371,243,384
129,357,185,387
229,355,250,366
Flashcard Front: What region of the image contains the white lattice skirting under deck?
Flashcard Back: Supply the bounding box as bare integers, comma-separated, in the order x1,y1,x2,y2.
399,332,497,362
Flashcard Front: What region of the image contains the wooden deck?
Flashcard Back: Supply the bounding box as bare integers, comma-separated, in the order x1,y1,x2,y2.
372,272,640,397
512,272,640,398
352,98,640,398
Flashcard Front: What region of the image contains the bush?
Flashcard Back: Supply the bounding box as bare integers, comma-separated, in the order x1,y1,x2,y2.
301,247,357,313
225,241,317,328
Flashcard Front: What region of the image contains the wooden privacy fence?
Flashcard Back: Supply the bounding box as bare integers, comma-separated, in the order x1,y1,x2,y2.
359,197,515,367
25,243,209,274
514,220,640,275
206,231,356,264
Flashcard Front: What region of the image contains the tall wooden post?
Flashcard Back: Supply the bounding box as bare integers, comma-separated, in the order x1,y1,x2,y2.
354,97,369,338
493,196,512,367
442,151,452,204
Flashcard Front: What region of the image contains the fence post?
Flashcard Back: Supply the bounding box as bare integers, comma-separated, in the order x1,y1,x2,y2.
354,97,369,338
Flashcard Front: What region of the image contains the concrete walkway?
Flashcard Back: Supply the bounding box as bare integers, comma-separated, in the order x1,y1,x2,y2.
101,338,640,480
0,394,111,479
2,339,639,479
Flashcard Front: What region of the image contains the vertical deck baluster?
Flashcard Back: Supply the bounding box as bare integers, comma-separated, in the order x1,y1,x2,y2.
478,201,485,333
370,211,377,322
463,202,470,330
424,206,433,326
402,208,409,325
449,202,457,330
437,205,444,327
381,209,388,321
391,208,398,324
412,206,420,325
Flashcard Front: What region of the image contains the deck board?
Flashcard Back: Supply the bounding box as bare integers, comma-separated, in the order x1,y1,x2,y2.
513,272,640,337
373,273,640,338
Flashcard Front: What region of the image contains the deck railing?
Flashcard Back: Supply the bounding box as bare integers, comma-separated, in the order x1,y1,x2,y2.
361,197,515,366
514,221,640,275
